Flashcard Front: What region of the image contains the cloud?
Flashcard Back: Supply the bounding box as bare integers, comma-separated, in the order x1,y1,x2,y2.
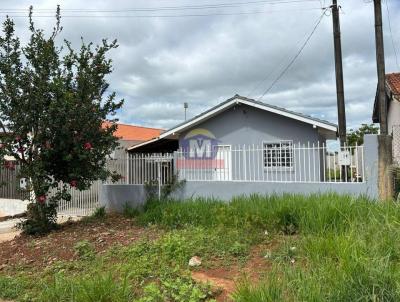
1,0,399,132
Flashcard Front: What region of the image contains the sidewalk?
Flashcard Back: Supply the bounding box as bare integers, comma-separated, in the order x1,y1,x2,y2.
0,218,21,234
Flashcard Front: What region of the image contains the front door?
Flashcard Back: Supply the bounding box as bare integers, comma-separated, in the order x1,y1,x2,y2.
213,145,232,181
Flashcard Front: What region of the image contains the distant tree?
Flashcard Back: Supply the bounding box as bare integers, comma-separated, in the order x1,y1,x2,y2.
347,124,379,146
0,6,123,234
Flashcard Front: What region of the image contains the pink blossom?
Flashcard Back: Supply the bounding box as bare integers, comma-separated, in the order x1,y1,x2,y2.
84,142,93,150
70,180,78,188
37,195,46,204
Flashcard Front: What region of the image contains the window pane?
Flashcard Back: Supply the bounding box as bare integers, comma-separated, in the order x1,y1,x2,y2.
263,141,293,168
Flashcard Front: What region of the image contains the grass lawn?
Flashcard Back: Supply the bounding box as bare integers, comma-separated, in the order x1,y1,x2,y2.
1,194,400,301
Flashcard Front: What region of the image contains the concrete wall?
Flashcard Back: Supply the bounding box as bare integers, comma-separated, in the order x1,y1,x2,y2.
100,184,147,212
177,103,326,182
0,198,29,216
100,135,380,211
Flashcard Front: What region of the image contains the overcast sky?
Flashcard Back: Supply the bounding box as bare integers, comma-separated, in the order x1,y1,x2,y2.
3,0,400,131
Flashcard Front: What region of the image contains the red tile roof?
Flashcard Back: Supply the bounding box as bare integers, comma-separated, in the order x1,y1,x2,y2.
387,72,400,95
103,122,163,141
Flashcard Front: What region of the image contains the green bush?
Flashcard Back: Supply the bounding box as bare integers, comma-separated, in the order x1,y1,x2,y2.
17,202,58,235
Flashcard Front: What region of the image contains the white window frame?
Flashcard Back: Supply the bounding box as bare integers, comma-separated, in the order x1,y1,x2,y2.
263,140,294,171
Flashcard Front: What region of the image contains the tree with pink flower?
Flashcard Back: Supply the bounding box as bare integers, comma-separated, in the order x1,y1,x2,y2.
0,6,123,234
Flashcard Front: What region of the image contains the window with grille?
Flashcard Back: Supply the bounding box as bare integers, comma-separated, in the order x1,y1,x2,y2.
263,141,293,169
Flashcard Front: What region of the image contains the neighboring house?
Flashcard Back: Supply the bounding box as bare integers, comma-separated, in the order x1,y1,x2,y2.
372,72,400,133
372,72,400,164
128,95,338,182
103,122,164,158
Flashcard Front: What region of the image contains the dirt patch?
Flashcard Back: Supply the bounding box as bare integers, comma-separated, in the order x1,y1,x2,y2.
192,243,276,301
0,231,20,244
0,214,155,271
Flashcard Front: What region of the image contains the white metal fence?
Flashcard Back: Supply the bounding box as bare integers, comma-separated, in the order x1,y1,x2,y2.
57,181,101,216
124,153,174,185
393,125,400,165
56,158,129,216
174,144,364,183
126,144,364,185
54,142,365,216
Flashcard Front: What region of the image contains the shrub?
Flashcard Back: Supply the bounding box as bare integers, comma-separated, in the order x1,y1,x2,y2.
17,202,58,235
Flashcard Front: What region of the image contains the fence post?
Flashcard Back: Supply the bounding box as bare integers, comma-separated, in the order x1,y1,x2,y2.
158,160,161,200
126,152,129,184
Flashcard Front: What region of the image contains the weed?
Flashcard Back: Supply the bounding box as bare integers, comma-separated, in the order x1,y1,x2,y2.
123,203,141,218
73,240,96,261
0,275,27,300
92,206,106,219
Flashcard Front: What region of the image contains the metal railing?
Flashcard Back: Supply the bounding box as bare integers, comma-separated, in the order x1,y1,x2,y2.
121,153,174,185
174,143,364,183
125,144,364,184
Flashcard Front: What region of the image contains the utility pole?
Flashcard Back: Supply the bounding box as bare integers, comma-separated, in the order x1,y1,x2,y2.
374,0,388,135
331,0,347,181
331,0,347,147
373,0,393,200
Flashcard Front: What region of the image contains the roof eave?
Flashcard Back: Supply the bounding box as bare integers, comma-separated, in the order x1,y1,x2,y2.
159,96,337,138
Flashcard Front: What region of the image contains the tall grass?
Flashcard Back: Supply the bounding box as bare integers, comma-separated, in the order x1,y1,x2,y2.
139,194,382,235
139,194,400,301
3,194,400,301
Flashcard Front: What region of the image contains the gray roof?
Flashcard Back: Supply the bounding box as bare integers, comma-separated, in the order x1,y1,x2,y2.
167,94,337,132
128,94,337,151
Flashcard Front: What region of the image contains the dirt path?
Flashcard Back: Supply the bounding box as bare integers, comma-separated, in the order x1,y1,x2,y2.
191,243,277,301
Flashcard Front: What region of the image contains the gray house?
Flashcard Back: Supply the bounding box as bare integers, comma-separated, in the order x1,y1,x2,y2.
128,95,338,182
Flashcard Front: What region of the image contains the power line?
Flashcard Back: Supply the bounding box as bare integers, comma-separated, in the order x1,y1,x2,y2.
247,8,326,97
0,1,321,13
257,8,327,100
0,8,324,19
385,0,400,70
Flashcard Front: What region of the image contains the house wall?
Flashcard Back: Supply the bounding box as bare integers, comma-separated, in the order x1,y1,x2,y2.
388,97,400,133
177,103,326,182
100,135,380,211
388,97,400,165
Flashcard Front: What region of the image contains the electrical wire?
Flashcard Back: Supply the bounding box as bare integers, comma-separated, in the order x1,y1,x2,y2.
247,7,326,97
0,0,322,13
256,8,327,100
385,0,400,70
0,8,324,19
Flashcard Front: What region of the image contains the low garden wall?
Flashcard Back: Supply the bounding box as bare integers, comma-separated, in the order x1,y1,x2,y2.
100,135,380,212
